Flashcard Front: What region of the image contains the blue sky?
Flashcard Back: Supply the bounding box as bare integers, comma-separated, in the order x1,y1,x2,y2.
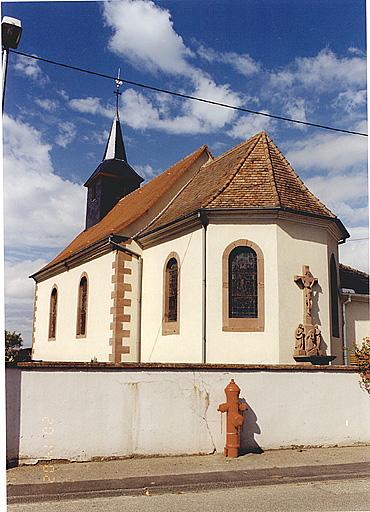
2,0,367,344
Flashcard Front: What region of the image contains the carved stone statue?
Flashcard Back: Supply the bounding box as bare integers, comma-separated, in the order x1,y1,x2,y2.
305,325,322,356
293,266,328,361
294,265,318,324
294,324,305,355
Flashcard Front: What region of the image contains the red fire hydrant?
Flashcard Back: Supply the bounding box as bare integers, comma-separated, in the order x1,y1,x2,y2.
218,379,247,458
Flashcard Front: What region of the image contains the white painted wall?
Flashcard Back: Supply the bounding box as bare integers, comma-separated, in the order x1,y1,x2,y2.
6,367,369,464
206,223,280,364
33,252,115,362
141,229,203,363
344,297,370,349
276,221,335,363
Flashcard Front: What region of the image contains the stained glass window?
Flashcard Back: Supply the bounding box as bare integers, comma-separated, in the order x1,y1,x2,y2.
229,246,258,318
166,258,178,322
77,276,88,335
48,287,58,339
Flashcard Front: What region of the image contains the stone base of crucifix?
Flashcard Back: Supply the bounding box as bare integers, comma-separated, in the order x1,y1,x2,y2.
293,265,336,365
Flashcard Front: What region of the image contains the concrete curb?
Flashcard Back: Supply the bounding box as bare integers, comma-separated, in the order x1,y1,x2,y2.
7,462,370,504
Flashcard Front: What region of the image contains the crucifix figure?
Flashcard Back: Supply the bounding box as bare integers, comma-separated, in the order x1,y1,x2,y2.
294,265,318,325
293,265,323,357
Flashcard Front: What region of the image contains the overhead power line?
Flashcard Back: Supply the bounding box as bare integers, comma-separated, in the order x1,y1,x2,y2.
9,49,368,137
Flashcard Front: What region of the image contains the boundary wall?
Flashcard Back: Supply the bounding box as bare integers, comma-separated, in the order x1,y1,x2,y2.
6,362,369,465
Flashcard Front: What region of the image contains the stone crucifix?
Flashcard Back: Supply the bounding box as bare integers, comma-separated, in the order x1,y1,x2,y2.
293,265,323,357
294,265,317,325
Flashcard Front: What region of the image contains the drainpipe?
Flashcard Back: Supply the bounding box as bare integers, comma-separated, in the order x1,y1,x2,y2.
199,210,209,364
109,237,143,362
340,288,355,365
137,256,143,363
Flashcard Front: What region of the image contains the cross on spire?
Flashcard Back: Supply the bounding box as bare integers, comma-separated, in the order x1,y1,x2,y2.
114,67,123,118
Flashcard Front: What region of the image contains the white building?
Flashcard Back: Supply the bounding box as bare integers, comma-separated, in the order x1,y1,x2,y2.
31,112,369,364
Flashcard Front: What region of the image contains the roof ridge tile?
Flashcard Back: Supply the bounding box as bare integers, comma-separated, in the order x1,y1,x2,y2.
265,133,336,218
202,133,263,208
202,132,261,168
260,132,281,207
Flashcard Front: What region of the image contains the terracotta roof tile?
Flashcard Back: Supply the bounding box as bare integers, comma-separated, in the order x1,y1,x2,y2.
145,131,337,233
39,145,210,273
37,131,346,276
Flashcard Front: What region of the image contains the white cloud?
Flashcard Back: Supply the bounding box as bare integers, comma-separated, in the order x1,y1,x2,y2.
269,49,366,92
285,123,368,230
3,115,85,251
332,89,367,113
103,0,192,75
285,98,308,127
228,112,272,139
3,116,86,344
135,163,158,181
285,122,367,173
306,173,367,205
121,82,241,135
339,226,369,273
5,258,46,306
55,121,77,148
197,45,260,76
102,0,243,135
4,258,49,346
90,129,110,145
34,98,59,112
347,47,365,56
69,96,113,118
14,54,49,85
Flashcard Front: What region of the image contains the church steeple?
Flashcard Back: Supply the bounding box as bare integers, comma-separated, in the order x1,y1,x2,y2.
84,70,143,229
103,113,127,162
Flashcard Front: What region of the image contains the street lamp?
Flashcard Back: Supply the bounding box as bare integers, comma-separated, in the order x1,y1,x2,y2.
2,16,22,112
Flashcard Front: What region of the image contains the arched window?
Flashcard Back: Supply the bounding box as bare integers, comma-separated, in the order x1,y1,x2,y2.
330,254,339,338
163,253,180,335
76,275,88,336
229,246,258,318
48,286,58,340
222,240,264,332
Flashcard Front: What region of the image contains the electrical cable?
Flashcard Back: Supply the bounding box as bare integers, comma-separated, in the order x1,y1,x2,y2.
9,49,368,137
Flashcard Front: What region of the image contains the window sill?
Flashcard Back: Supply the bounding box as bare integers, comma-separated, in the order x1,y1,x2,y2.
162,322,180,336
223,318,264,332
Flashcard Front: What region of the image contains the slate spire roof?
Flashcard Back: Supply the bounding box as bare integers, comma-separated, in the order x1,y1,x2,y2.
103,112,127,162
84,112,143,189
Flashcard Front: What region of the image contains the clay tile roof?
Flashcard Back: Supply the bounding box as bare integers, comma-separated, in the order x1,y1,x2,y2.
339,263,369,295
144,131,337,233
38,145,210,274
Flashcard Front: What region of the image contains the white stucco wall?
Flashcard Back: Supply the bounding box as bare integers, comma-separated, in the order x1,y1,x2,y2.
33,252,115,362
276,221,337,363
206,223,280,364
6,366,369,464
344,297,370,350
141,229,203,362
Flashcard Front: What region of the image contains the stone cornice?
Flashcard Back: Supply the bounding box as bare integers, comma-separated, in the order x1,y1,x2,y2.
31,235,129,283
137,207,347,249
6,361,359,372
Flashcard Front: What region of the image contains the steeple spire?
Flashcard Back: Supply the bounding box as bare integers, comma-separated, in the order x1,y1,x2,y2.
84,69,143,229
103,68,127,162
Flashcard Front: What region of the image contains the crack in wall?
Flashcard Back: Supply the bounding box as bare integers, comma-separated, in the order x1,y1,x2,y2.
193,372,216,453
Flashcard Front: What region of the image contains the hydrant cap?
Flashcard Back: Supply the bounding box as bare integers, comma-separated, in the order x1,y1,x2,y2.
225,379,240,393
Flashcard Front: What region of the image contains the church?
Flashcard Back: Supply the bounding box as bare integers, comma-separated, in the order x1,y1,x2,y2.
30,107,369,365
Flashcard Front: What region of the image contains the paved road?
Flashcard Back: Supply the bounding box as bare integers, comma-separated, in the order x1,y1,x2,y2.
7,477,370,512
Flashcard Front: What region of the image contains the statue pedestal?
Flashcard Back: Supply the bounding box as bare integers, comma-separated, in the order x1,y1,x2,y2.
294,355,336,365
